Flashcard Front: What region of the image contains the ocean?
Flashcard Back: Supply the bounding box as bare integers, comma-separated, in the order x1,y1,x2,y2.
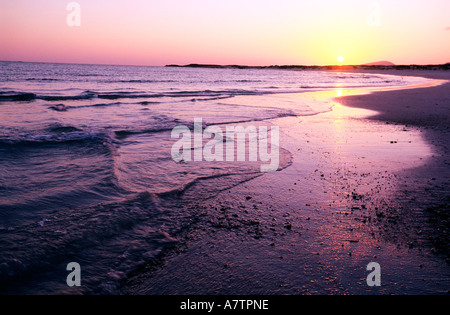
0,61,431,294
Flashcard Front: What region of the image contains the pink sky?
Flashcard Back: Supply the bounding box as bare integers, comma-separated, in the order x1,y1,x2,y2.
1,0,449,66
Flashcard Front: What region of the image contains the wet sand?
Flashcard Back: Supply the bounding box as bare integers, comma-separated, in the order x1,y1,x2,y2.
121,70,450,295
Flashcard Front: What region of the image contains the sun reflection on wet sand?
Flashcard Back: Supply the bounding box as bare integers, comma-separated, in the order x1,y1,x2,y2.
120,76,450,295
241,81,441,293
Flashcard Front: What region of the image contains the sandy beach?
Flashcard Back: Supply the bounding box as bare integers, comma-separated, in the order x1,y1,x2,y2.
121,70,450,295
2,0,450,301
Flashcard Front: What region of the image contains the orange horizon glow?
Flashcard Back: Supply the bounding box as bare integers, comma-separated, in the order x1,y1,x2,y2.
0,0,449,67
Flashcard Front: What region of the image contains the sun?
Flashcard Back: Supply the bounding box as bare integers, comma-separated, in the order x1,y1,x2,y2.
337,56,344,63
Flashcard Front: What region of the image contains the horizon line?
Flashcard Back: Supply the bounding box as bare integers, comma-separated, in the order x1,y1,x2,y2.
1,59,450,69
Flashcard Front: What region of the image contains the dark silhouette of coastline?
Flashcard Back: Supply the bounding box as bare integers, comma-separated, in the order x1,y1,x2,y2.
166,63,450,71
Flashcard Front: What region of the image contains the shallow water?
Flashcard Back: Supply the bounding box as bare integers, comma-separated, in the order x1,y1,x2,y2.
122,90,448,295
0,61,433,294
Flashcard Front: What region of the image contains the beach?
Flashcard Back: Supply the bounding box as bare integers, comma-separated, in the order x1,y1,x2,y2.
1,64,449,295
2,0,449,300
121,70,450,295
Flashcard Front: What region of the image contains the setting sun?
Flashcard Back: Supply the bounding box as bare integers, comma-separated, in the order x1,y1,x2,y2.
338,56,344,63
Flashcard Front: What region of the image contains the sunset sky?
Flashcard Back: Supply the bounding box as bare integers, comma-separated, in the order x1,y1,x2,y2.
0,0,449,66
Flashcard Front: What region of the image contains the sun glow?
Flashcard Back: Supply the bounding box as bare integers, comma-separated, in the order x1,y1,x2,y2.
1,1,449,66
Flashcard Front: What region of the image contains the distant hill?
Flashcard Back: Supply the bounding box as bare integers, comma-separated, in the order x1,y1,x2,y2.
363,61,396,66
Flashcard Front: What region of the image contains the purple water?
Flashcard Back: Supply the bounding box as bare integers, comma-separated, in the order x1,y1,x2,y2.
0,61,431,294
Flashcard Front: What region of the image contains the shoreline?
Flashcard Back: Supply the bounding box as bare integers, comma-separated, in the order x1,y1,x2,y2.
121,70,450,295
337,70,450,262
165,63,450,72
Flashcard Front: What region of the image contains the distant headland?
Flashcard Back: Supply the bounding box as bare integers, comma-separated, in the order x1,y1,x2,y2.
166,62,450,71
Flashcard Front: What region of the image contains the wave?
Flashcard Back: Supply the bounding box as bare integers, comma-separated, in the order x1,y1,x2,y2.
96,89,259,100
25,78,63,82
107,79,177,84
5,83,408,104
0,92,37,101
0,91,97,102
40,90,97,101
113,117,194,139
17,78,178,84
47,126,83,133
213,79,264,83
0,89,267,103
0,150,294,294
0,81,402,104
114,128,173,139
0,129,114,148
49,102,126,112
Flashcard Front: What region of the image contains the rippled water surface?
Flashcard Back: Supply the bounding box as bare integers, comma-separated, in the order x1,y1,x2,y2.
0,61,431,294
